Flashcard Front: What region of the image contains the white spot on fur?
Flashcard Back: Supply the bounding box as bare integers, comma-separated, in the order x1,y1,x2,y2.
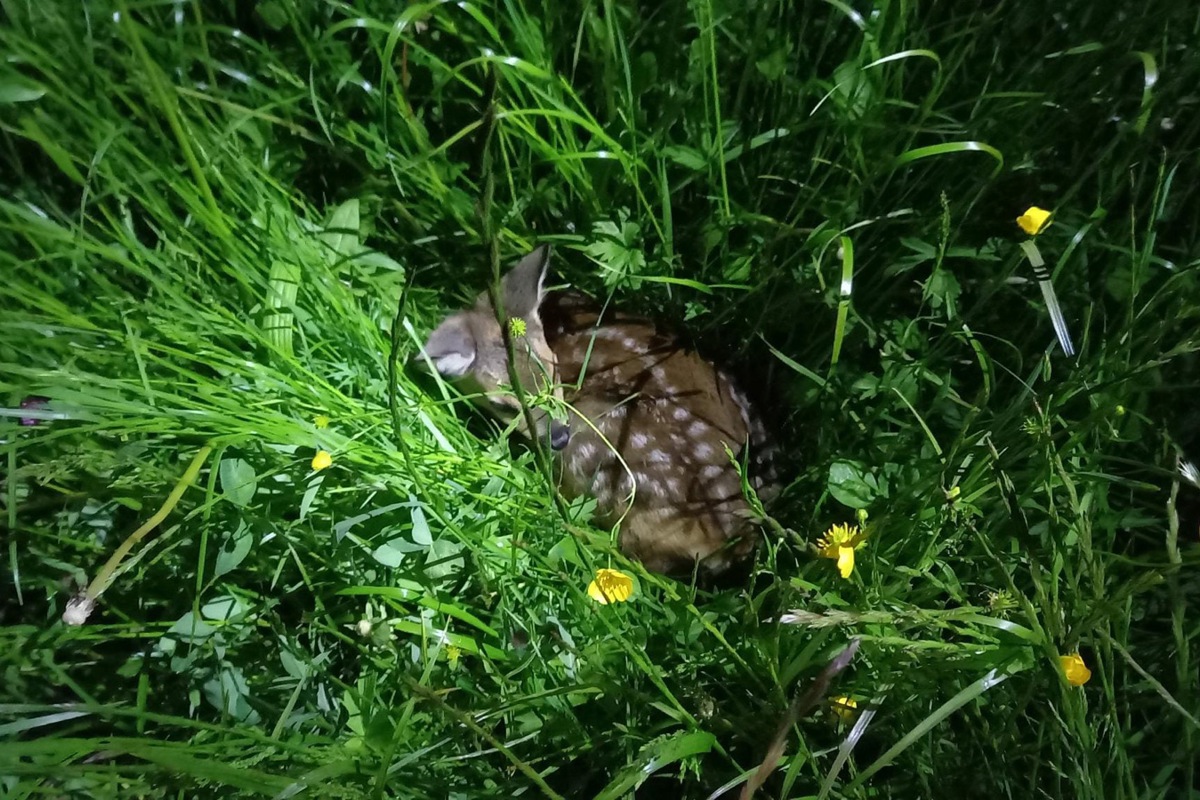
570,443,598,479
649,449,670,463
728,384,753,428
631,432,649,448
637,476,659,497
718,479,740,498
728,382,746,404
694,442,714,459
595,327,626,342
622,336,640,350
688,420,708,437
672,405,690,421
616,474,636,500
701,464,725,480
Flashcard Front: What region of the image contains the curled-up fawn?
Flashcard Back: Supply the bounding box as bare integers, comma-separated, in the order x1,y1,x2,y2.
417,245,777,578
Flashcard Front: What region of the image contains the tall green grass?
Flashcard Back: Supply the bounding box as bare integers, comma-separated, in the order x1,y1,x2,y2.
2,0,1198,797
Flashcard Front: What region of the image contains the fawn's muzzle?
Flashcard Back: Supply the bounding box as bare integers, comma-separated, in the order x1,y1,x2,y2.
549,422,571,451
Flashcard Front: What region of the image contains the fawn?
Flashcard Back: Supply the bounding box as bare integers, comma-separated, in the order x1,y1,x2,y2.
417,246,777,577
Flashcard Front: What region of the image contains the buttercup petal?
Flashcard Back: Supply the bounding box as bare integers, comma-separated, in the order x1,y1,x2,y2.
1059,653,1091,686
587,568,633,603
1017,206,1052,236
831,696,858,722
837,546,855,579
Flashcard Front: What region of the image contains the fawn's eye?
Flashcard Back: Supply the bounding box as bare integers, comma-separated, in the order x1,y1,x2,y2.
488,396,518,418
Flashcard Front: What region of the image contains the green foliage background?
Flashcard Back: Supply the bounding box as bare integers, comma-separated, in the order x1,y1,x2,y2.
2,0,1198,797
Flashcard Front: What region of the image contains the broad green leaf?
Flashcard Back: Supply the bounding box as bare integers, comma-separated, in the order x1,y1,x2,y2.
370,536,424,568
662,145,708,171
547,535,581,566
264,260,301,356
214,522,253,577
755,47,788,80
424,538,464,580
298,476,322,521
219,458,257,507
334,501,407,542
832,61,875,119
923,267,961,313
410,503,432,546
279,648,309,681
165,611,216,643
827,459,876,509
584,212,647,290
0,80,46,104
321,198,360,261
203,666,259,724
200,595,249,622
354,250,406,273
256,0,289,30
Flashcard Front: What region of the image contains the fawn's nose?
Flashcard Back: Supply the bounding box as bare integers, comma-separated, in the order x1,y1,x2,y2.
549,422,571,451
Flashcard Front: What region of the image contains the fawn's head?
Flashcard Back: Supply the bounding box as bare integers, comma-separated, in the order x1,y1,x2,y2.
417,245,569,451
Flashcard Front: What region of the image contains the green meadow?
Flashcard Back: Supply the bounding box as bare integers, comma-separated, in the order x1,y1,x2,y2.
2,0,1198,797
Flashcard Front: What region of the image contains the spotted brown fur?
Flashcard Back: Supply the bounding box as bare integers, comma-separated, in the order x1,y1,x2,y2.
419,247,778,578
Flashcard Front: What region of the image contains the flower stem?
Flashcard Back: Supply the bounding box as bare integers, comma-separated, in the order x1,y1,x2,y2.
64,444,213,624
1019,240,1076,357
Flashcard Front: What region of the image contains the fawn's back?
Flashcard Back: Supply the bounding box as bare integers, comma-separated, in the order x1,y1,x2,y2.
541,291,776,575
418,246,777,577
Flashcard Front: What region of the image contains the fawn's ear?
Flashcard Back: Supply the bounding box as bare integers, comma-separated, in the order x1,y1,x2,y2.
501,245,552,321
418,314,476,378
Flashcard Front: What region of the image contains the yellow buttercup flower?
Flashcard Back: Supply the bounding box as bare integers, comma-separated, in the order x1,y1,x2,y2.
1059,653,1091,687
315,415,331,429
508,317,527,338
311,450,333,471
1016,206,1052,236
831,696,858,722
817,523,867,579
587,568,634,604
